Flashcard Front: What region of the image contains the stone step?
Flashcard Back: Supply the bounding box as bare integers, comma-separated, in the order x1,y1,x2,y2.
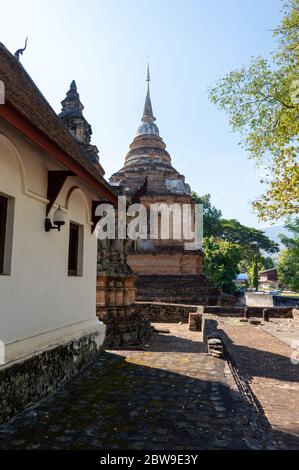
135,274,235,306
137,287,222,294
137,295,222,304
136,274,211,286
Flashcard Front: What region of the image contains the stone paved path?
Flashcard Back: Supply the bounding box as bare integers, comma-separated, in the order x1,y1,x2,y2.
261,318,299,348
217,317,299,449
0,324,271,450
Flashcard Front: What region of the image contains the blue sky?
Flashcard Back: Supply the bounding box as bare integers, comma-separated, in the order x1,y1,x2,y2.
1,0,283,228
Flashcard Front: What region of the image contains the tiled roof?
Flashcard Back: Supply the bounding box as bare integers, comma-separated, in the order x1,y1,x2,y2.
259,268,277,275
0,43,112,194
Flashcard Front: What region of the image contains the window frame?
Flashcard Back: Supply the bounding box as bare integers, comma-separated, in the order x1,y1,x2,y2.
0,194,8,274
0,192,14,276
67,221,84,277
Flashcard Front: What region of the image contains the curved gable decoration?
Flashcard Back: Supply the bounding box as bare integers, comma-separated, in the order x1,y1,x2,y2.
0,132,27,192
0,132,48,204
65,186,92,226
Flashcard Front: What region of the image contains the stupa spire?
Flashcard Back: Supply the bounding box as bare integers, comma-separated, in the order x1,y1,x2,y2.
60,80,84,114
142,64,156,123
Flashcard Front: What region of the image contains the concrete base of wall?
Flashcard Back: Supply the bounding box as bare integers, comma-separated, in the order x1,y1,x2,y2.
240,292,299,308
0,323,105,425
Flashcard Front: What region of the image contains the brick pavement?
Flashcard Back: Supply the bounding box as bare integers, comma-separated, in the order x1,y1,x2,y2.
217,317,299,449
0,323,272,450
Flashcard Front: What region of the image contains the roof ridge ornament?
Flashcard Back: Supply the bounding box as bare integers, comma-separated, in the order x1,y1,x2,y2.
14,37,28,61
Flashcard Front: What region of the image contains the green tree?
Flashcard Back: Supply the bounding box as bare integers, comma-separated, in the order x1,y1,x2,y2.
209,0,299,220
203,237,242,293
191,192,278,289
191,192,222,237
262,256,275,270
277,217,299,290
248,258,260,291
218,219,279,257
191,194,278,255
219,218,278,277
277,249,299,291
280,216,299,250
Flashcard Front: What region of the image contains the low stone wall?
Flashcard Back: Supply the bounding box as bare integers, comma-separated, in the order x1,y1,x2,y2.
204,306,244,317
99,301,295,351
0,329,103,425
203,305,293,318
240,292,299,308
134,302,293,324
97,305,153,349
273,296,299,308
202,316,223,355
136,302,203,323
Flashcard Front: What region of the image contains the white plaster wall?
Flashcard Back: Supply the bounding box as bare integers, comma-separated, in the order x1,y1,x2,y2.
0,120,104,363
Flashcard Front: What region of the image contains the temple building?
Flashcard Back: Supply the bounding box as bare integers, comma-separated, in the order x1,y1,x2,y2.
0,44,232,425
110,68,226,305
0,43,117,423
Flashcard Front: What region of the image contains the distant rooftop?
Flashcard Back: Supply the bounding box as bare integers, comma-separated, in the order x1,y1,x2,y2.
235,273,248,281
259,268,277,275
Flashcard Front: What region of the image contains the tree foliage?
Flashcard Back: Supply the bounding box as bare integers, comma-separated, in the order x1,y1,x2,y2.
280,216,299,249
262,256,275,270
203,237,242,293
277,249,299,291
192,193,279,256
192,192,278,290
277,217,299,290
218,218,278,256
191,192,222,237
209,0,299,220
248,258,260,291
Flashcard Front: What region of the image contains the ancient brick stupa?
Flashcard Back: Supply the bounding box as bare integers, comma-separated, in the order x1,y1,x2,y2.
59,80,152,348
110,67,227,305
59,80,105,174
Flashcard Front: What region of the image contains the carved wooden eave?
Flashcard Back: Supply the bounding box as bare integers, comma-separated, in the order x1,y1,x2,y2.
46,170,74,216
